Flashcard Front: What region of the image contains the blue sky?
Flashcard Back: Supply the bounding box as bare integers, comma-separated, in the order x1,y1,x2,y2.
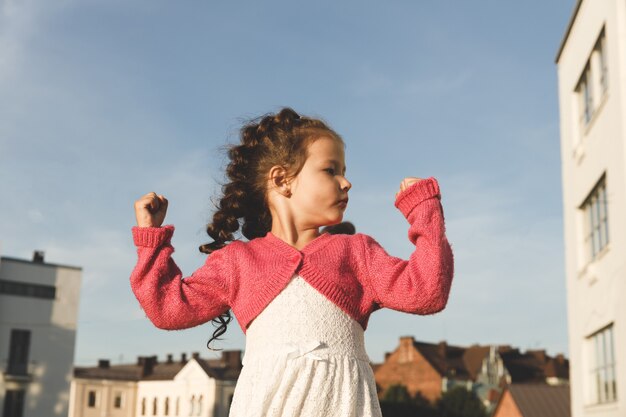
1,0,574,366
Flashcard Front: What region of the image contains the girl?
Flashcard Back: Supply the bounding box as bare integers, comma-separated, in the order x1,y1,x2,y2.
130,108,454,417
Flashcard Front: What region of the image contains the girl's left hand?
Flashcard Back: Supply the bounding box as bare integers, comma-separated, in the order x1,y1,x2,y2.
396,177,423,199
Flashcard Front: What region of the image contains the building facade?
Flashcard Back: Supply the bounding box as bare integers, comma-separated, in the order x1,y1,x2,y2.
69,352,242,417
556,0,626,416
0,252,82,417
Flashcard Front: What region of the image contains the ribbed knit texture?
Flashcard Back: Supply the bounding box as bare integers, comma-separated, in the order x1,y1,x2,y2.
130,177,454,334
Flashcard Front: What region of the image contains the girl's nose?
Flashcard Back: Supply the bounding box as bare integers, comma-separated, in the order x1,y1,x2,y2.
340,178,352,192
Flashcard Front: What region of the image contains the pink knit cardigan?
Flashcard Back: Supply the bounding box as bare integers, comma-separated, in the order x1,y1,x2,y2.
130,177,454,334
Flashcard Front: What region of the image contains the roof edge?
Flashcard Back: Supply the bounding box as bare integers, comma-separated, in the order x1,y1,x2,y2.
0,256,82,271
555,0,584,63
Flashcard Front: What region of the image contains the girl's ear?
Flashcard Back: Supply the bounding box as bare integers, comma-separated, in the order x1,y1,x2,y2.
268,165,291,197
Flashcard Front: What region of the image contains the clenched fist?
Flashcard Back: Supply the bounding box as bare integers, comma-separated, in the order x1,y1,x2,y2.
135,192,168,227
396,177,423,199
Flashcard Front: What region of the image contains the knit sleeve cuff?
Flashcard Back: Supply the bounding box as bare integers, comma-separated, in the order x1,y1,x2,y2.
132,225,175,247
394,177,441,218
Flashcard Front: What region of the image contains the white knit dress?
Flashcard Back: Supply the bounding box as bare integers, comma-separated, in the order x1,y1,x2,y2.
228,275,382,417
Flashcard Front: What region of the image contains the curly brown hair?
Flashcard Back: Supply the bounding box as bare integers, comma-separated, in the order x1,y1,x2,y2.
200,107,344,350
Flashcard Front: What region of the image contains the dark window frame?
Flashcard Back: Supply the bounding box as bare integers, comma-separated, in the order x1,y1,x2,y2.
3,390,25,417
0,279,56,299
7,329,31,376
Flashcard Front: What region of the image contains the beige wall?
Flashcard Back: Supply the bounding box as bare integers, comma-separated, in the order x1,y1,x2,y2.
557,1,626,416
69,379,137,417
69,359,237,417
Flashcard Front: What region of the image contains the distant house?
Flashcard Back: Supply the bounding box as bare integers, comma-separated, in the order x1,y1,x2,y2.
69,351,242,417
0,251,82,417
492,384,571,417
373,336,569,412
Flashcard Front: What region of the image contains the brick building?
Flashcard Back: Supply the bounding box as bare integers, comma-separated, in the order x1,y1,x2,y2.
374,336,569,411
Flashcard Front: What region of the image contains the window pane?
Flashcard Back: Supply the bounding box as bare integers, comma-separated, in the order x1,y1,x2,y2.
114,392,122,408
8,330,31,375
596,369,602,403
3,390,25,417
608,367,616,401
602,186,609,244
88,391,97,407
599,33,608,92
590,326,618,404
589,205,596,258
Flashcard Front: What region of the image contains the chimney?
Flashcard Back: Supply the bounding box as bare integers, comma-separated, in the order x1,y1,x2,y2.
384,352,391,361
33,251,45,263
181,353,187,364
192,352,200,360
399,336,415,349
222,350,242,369
529,350,547,362
438,341,447,357
98,359,110,369
556,354,565,364
141,356,157,377
166,354,173,364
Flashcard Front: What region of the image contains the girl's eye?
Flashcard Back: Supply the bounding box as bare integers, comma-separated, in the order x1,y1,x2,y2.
324,168,336,175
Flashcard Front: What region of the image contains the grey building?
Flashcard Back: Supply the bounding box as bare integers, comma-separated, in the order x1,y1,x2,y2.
1,251,82,417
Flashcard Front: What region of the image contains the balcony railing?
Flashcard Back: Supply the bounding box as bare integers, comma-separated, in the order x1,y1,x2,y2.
2,361,34,382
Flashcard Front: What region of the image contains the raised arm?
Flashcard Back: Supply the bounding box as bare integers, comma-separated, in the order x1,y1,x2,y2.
130,225,231,330
131,192,230,330
361,177,454,314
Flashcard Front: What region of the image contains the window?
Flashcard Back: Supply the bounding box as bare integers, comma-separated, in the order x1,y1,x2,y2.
176,397,180,416
577,62,594,125
581,175,609,261
113,391,123,409
153,397,158,415
595,29,608,93
0,279,56,299
3,390,25,417
197,395,203,416
574,27,609,133
164,397,169,416
141,398,146,416
87,390,98,408
588,325,617,404
189,395,196,416
7,329,31,375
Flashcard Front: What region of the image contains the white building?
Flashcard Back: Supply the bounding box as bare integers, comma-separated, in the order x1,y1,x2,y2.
69,352,241,417
556,1,626,416
0,251,82,417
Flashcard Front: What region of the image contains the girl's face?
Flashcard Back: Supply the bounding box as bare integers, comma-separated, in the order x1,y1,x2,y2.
288,137,351,229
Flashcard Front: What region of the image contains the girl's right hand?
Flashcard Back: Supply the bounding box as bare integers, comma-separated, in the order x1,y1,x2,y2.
134,192,168,227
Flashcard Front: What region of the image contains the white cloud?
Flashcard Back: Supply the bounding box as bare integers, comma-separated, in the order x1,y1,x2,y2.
27,209,44,223
349,64,472,99
404,70,472,96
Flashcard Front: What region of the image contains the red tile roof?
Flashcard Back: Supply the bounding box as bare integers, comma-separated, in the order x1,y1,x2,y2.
505,384,571,417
